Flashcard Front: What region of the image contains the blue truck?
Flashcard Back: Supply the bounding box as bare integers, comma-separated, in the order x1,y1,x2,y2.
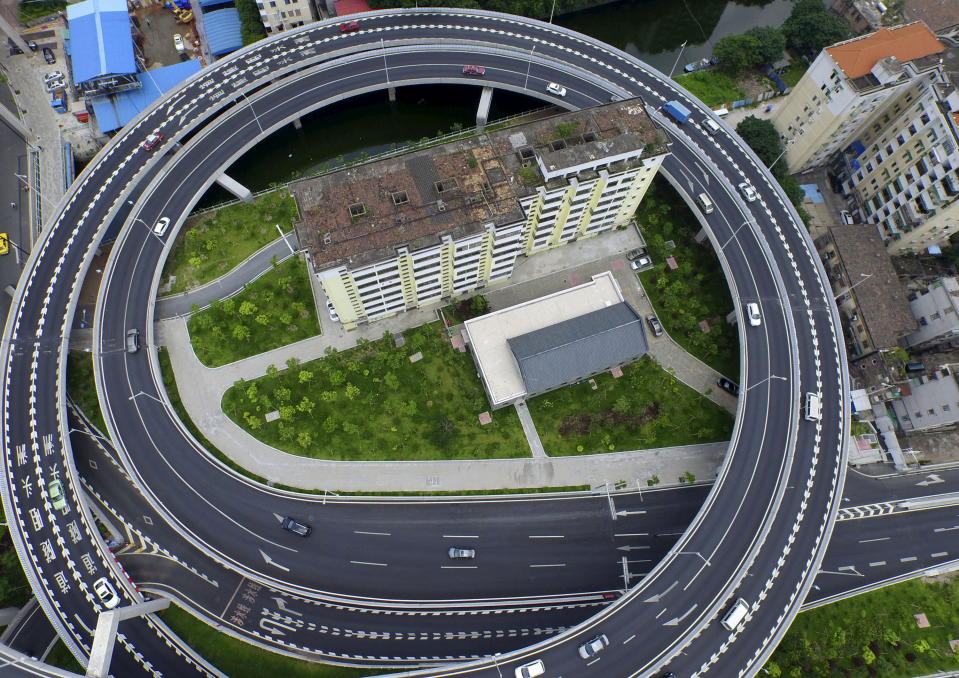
663,100,691,124
50,88,67,113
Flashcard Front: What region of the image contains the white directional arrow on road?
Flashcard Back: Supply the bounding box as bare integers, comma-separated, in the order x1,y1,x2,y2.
616,509,647,517
917,474,945,487
663,603,698,626
259,549,290,572
272,596,303,616
644,580,677,603
617,545,649,551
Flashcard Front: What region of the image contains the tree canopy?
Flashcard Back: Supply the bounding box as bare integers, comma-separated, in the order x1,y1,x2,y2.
782,0,851,55
746,26,786,64
714,34,764,73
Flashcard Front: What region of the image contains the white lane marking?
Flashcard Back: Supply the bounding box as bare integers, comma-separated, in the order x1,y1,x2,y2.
443,534,479,538
441,565,478,569
354,530,391,536
858,537,890,543
869,561,886,567
900,556,917,562
529,535,564,539
350,560,388,567
529,563,566,568
932,552,950,557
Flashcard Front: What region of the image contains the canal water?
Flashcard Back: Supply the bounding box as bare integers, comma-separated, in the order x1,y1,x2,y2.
206,0,807,205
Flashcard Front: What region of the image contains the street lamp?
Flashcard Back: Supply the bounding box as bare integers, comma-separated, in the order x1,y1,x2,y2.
524,45,536,90
668,41,688,79
768,138,796,172
240,90,264,134
834,273,872,300
491,653,503,678
548,0,557,23
381,38,390,84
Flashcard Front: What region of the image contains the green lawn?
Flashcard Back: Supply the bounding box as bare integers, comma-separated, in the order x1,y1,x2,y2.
780,61,808,89
187,256,320,367
66,351,107,434
768,577,959,677
19,0,65,22
159,604,388,678
221,322,529,461
162,190,298,294
526,356,732,456
635,179,740,380
674,70,745,108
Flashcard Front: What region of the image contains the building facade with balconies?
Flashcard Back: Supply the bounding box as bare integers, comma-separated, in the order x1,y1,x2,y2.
904,276,959,351
256,0,316,32
290,101,669,330
839,70,959,253
771,23,945,174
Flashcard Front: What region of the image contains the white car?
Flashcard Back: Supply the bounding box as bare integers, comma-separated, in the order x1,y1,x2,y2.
738,182,758,202
514,659,545,678
173,33,185,53
746,302,762,327
629,255,652,272
326,300,339,323
578,634,609,659
93,577,120,609
153,217,170,236
546,82,567,97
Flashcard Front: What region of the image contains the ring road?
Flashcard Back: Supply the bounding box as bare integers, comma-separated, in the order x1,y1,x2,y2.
1,9,848,678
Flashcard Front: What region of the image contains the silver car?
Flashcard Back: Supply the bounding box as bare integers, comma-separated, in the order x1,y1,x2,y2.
578,633,609,659
448,547,475,559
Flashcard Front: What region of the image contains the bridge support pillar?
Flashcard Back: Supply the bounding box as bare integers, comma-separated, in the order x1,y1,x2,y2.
0,15,31,56
476,86,493,133
215,173,253,203
292,117,302,130
87,597,169,678
388,87,397,102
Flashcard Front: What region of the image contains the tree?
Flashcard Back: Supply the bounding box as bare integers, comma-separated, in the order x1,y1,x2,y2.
782,0,851,55
736,116,783,167
296,431,312,449
232,325,250,342
286,358,301,371
298,370,313,384
238,301,257,316
745,26,786,65
714,34,763,73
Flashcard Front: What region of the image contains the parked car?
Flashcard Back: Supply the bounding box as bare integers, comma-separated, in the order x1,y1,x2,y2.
8,40,23,55
630,254,653,272
281,516,312,537
44,77,65,92
142,132,163,150
546,82,567,97
514,659,545,678
27,40,38,52
173,33,185,53
42,47,55,64
646,314,663,337
125,328,140,354
48,479,67,511
745,302,762,327
717,378,740,397
93,577,120,609
738,182,758,202
339,20,360,32
625,247,647,261
326,300,339,323
0,233,8,256
153,217,170,236
462,65,485,76
448,547,475,559
578,634,609,659
43,70,64,83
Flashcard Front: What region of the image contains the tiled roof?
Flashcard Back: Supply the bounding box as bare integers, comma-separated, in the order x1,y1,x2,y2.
508,303,648,396
826,23,944,78
904,0,959,34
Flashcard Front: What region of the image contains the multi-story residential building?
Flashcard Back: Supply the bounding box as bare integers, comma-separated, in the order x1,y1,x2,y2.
256,0,315,33
830,0,884,35
904,276,959,351
816,224,916,357
839,68,959,253
290,101,669,330
771,23,945,174
891,364,959,431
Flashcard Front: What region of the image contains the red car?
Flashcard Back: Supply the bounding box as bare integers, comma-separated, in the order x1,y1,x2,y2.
142,132,163,150
339,20,360,33
462,65,485,76
142,132,164,150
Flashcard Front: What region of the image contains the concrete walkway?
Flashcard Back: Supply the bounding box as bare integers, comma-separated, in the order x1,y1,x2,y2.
155,231,300,319
157,227,738,490
514,401,547,459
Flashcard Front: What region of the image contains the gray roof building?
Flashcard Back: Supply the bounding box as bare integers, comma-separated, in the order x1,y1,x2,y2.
508,303,648,397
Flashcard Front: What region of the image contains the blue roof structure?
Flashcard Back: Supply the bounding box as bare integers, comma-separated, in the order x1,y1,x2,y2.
91,60,202,133
199,0,234,8
204,8,243,57
66,0,137,85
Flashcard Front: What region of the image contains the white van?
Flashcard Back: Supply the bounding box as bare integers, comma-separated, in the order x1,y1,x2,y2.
721,598,749,631
713,107,729,118
697,193,714,214
703,117,721,134
805,392,822,421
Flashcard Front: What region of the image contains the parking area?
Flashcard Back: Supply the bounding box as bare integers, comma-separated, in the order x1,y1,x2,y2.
132,4,199,67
